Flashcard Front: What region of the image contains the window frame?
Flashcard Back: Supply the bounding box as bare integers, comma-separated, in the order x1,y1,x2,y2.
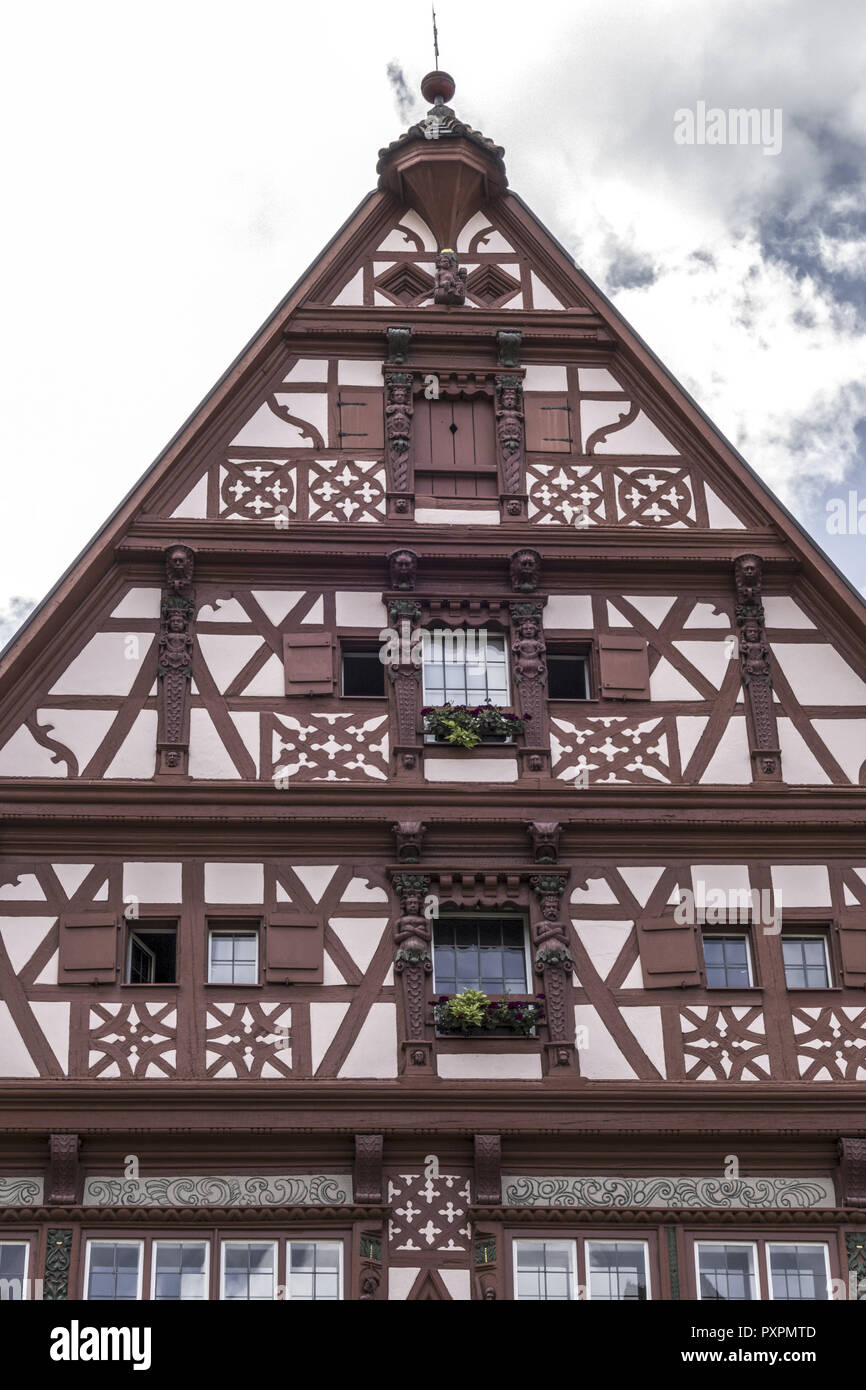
781,930,834,991
207,921,261,987
432,912,532,997
765,1241,832,1302
339,639,387,700
83,1239,145,1302
219,1238,279,1302
150,1239,211,1302
0,1238,31,1300
700,930,755,989
584,1238,651,1301
421,626,512,715
124,916,179,987
545,643,593,702
694,1239,759,1301
284,1239,345,1301
512,1238,578,1301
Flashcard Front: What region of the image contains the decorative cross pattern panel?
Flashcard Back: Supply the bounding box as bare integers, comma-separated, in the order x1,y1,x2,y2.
387,1169,472,1254
793,1006,866,1080
526,463,606,525
88,1002,178,1079
219,459,297,521
680,1005,770,1080
204,1002,292,1078
307,460,387,522
551,714,672,784
614,465,696,526
270,711,389,783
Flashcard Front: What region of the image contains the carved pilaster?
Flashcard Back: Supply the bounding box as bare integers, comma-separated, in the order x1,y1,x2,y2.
496,376,525,513
354,1135,384,1204
531,872,575,1068
47,1133,81,1205
386,599,423,773
846,1234,866,1300
44,1229,73,1300
474,1231,501,1300
511,601,547,747
392,821,426,863
734,554,782,782
666,1227,681,1300
838,1137,866,1207
393,873,434,1071
474,1134,502,1205
157,543,195,775
385,369,414,517
527,821,561,864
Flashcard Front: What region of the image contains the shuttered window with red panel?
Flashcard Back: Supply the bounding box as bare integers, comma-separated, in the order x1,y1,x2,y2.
524,393,574,453
283,633,335,696
636,916,701,988
838,913,866,986
59,914,118,984
413,395,498,498
336,390,384,450
598,635,650,700
265,915,325,983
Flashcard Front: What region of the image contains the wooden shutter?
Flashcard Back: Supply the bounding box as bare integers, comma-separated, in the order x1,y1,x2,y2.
59,913,118,983
283,633,335,696
598,635,650,700
839,915,866,986
524,394,572,452
636,917,701,987
337,390,384,449
265,914,324,983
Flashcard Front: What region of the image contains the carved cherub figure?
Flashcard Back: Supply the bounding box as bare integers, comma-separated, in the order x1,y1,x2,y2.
512,618,546,684
158,608,193,674
433,249,468,305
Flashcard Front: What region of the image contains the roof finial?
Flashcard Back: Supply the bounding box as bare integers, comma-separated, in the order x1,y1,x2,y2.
432,5,440,68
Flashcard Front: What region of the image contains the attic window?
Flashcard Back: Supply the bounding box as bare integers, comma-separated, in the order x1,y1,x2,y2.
376,262,435,306
465,263,521,307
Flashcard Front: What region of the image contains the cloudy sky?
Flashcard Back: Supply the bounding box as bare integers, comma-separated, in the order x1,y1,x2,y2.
2,0,865,643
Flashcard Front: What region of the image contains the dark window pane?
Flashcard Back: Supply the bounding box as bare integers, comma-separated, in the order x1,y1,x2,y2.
342,650,385,698
547,654,589,700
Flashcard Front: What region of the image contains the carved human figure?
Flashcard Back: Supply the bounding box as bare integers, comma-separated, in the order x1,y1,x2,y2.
158,608,193,674
496,382,523,456
165,544,194,594
734,553,763,612
385,381,413,448
512,617,546,685
740,618,772,686
394,891,431,954
433,249,468,305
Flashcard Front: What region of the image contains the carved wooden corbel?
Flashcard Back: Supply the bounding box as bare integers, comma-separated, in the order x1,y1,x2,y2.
386,325,412,365
474,1134,502,1205
527,821,561,864
392,822,426,863
733,554,782,782
393,873,434,1072
838,1137,866,1207
530,873,576,1069
497,330,522,368
47,1133,81,1204
354,1134,384,1204
157,544,195,775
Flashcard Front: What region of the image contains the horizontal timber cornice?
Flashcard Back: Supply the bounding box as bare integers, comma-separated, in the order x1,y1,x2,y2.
0,1082,864,1135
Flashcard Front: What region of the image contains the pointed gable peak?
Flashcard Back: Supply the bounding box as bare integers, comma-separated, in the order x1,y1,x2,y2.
377,70,507,249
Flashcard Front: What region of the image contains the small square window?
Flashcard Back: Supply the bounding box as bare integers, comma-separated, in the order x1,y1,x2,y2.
514,1240,576,1301
782,936,831,989
152,1241,209,1301
547,651,590,700
341,647,385,698
702,933,753,988
286,1241,343,1300
220,1241,276,1301
586,1241,650,1301
126,924,177,984
208,927,259,985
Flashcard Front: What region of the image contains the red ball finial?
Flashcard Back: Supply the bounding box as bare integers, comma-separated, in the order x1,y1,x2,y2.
421,70,456,105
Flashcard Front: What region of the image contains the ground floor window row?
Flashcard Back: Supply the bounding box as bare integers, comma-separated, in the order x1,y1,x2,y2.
0,1232,854,1300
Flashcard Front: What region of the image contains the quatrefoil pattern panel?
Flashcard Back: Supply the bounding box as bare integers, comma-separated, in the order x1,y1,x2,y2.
680,1005,770,1080
204,1002,293,1078
526,463,606,525
614,465,696,526
550,714,672,784
219,459,297,521
307,460,387,522
386,1169,472,1254
270,711,389,783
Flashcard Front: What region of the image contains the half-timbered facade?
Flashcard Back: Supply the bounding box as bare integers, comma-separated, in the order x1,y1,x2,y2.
1,71,864,1304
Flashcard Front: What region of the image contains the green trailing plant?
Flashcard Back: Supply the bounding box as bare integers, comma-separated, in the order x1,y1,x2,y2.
422,702,528,748
434,988,544,1036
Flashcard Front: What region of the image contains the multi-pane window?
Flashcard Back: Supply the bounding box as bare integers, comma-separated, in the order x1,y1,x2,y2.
586,1241,649,1300
696,1242,757,1300
221,1241,276,1301
286,1241,342,1300
782,936,831,989
703,934,753,988
0,1242,29,1300
208,928,258,985
126,924,177,984
85,1241,143,1300
433,917,528,995
768,1244,830,1300
422,629,509,709
514,1241,575,1300
152,1242,209,1300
